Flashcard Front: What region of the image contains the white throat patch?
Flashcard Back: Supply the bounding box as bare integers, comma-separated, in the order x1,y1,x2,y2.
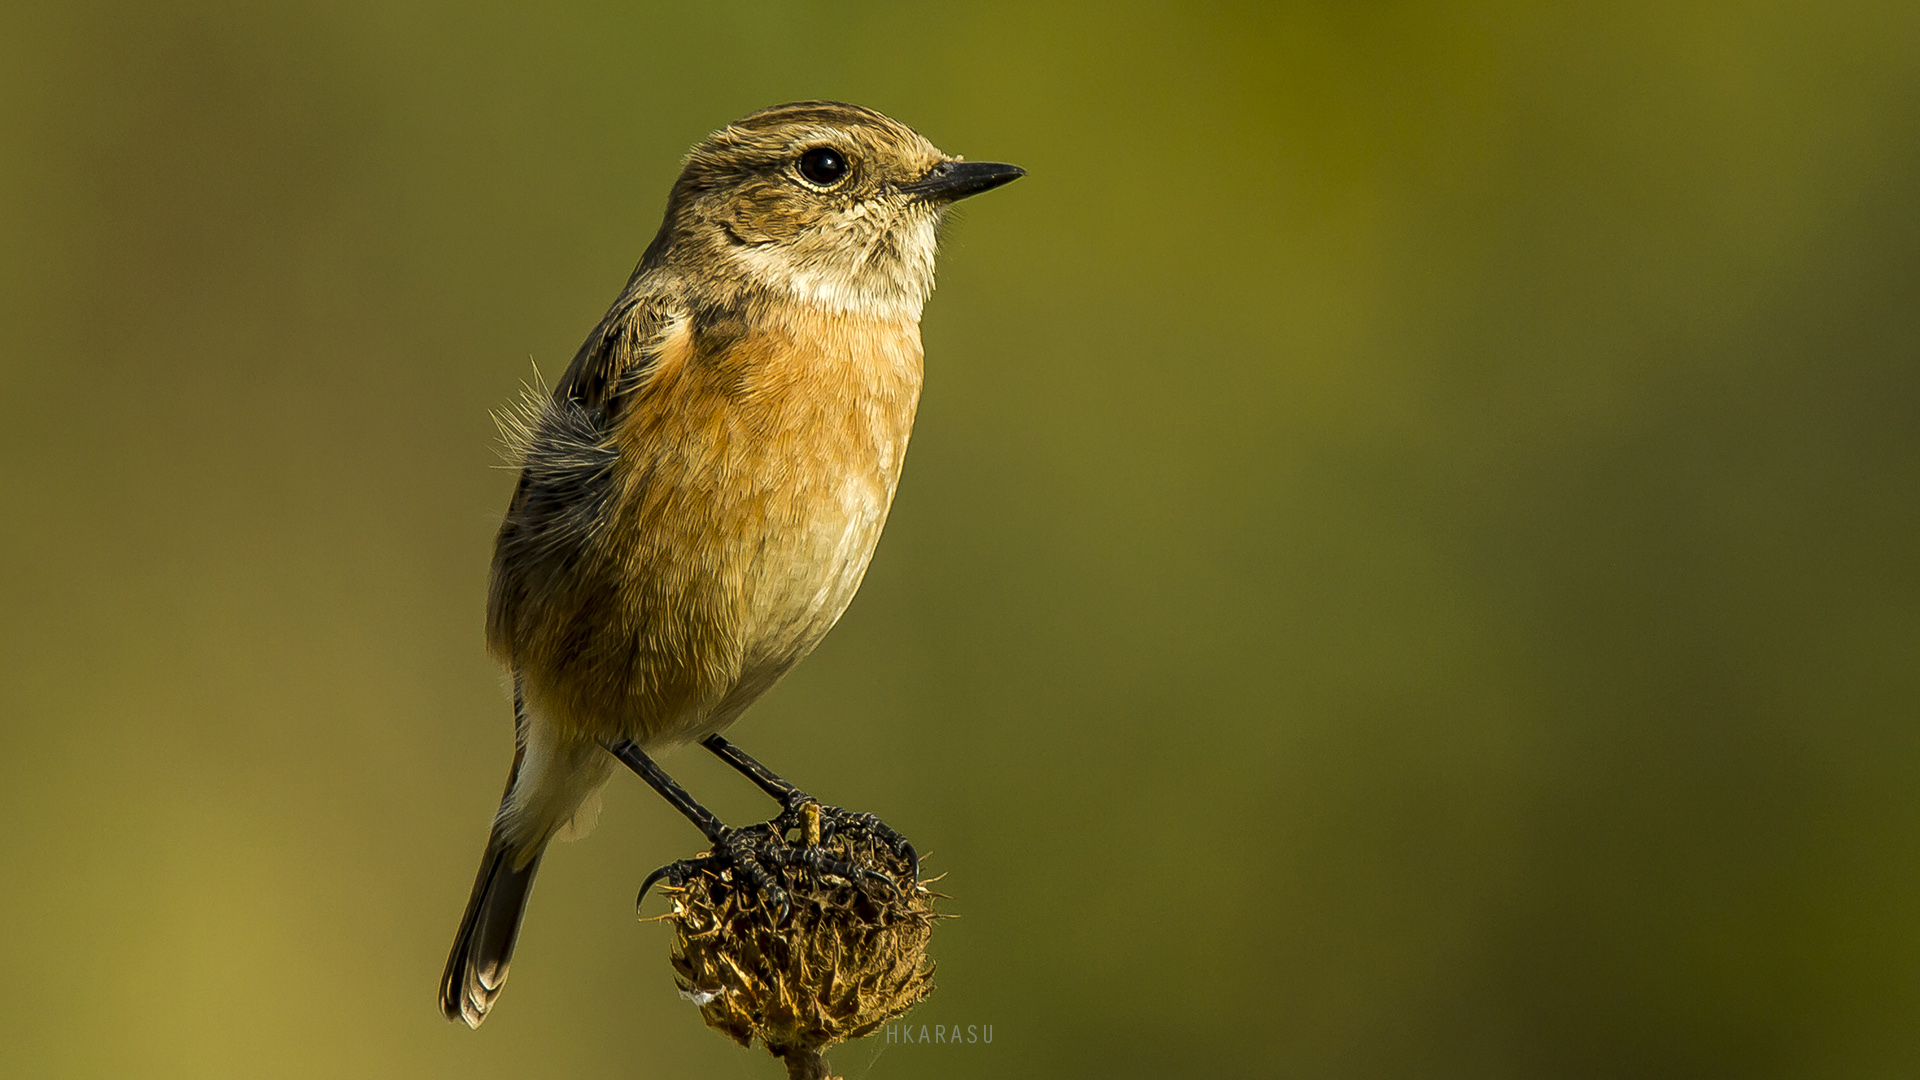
727,209,940,321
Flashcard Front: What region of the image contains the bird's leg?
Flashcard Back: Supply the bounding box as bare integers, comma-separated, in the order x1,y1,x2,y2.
699,733,806,806
606,739,731,841
700,734,918,883
604,739,787,915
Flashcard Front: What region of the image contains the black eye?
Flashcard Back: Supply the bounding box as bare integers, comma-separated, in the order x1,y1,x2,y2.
799,147,848,186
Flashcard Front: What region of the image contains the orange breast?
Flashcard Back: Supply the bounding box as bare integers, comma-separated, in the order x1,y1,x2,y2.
515,304,923,744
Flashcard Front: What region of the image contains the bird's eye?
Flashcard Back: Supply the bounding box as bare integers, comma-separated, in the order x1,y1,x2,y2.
798,147,849,186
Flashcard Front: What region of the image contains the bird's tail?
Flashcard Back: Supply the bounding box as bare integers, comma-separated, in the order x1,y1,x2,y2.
442,680,613,1027
440,820,543,1028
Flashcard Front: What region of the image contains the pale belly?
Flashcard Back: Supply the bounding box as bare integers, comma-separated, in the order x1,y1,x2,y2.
501,471,896,850
702,473,894,734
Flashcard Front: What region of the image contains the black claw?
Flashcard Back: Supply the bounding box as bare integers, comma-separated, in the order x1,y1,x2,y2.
636,866,672,910
637,854,724,911
858,867,902,898
635,828,796,916
894,838,920,883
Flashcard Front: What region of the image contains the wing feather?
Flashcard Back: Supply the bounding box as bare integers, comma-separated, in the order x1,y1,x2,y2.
487,282,681,657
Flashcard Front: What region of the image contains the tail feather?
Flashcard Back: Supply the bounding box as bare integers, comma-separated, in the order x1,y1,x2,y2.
442,678,607,1027
440,829,543,1028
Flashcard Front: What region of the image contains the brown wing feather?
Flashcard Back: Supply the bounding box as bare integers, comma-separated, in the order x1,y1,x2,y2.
487,283,680,661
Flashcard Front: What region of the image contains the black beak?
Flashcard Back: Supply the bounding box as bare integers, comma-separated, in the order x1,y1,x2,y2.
899,160,1027,201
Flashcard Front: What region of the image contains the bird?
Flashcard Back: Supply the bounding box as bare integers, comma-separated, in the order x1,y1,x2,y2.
440,101,1024,1028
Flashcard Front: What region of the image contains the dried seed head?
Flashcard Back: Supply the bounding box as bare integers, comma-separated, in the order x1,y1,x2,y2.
658,823,942,1075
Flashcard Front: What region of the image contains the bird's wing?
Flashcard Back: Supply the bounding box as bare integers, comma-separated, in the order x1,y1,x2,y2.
552,287,669,414
486,285,681,655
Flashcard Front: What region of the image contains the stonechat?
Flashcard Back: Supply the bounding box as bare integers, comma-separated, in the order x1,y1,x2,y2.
441,101,1023,1027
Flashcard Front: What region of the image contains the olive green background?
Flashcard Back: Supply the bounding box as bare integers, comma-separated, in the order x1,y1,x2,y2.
4,1,1918,1077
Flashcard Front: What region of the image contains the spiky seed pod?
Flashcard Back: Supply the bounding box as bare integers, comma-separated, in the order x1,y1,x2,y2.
659,821,941,1078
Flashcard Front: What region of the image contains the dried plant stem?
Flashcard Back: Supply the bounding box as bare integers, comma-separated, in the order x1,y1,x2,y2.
779,1046,833,1080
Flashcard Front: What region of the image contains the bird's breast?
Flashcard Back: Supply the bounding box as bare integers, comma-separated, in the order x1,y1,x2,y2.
584,305,924,738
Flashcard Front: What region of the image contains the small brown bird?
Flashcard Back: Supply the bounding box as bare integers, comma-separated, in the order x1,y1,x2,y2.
440,102,1023,1027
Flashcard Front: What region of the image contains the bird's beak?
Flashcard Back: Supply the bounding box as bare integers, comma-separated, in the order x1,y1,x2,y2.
899,160,1027,201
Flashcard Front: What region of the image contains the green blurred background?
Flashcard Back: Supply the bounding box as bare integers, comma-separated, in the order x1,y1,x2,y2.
4,1,1918,1076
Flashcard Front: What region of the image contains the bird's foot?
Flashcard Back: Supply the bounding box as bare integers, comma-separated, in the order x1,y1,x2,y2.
774,799,919,887
639,803,916,919
637,823,791,918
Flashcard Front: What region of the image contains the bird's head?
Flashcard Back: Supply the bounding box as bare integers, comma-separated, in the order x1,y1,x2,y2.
652,102,1024,320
